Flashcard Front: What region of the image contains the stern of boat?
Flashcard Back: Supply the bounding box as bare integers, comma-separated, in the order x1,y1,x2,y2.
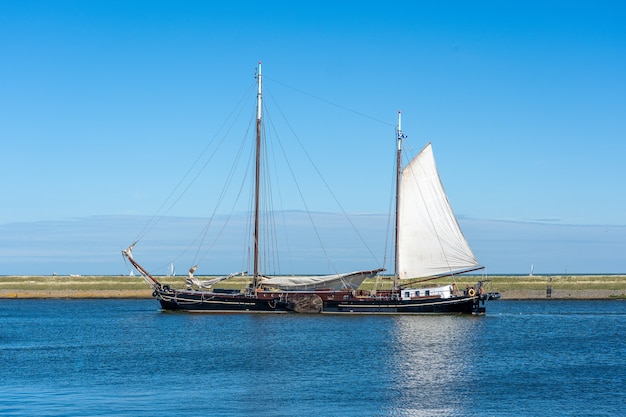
470,280,501,314
472,297,486,315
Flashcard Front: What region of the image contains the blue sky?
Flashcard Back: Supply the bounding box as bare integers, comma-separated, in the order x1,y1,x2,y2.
1,1,625,275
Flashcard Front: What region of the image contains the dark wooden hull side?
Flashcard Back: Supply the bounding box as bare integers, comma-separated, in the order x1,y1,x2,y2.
156,290,289,313
324,296,477,314
153,289,483,314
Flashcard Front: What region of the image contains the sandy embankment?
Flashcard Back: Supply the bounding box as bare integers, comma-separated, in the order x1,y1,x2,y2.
0,289,154,299
500,289,626,300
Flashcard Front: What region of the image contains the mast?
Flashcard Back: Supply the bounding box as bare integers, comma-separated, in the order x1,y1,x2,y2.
394,110,403,292
253,61,262,288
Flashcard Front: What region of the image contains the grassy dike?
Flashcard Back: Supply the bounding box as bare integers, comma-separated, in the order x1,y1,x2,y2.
1,274,626,299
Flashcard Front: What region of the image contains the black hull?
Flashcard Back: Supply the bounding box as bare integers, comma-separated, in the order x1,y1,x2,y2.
325,297,478,314
156,290,290,313
153,288,487,314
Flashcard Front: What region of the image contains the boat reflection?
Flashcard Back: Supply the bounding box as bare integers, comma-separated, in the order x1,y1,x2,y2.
389,315,480,416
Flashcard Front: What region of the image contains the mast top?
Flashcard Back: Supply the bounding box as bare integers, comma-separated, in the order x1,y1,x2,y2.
396,111,404,151
256,61,263,122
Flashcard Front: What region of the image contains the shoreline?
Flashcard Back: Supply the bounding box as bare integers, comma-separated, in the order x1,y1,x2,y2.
1,275,625,300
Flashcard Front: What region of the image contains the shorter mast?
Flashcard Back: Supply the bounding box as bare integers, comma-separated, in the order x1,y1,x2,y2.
394,110,403,292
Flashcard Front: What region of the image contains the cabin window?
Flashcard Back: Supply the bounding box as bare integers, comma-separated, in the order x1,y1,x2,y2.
425,290,430,296
405,292,410,298
415,291,420,296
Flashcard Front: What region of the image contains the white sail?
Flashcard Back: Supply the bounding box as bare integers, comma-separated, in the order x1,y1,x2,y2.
397,143,480,279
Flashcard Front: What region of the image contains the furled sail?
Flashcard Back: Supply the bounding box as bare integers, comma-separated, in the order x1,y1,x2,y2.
260,268,383,291
397,143,480,279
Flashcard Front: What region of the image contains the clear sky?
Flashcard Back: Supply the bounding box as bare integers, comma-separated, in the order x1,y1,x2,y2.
1,1,625,275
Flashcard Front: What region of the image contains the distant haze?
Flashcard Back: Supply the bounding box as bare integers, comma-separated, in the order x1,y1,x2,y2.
1,214,624,276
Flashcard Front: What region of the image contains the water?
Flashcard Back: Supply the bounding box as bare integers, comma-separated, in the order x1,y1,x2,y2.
1,299,624,416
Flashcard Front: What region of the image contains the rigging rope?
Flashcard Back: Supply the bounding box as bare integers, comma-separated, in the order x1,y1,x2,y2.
132,82,257,246
382,138,397,273
129,82,258,274
263,84,384,272
192,112,256,268
264,75,394,128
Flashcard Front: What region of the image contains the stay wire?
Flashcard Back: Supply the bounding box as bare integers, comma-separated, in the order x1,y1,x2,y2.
264,75,394,128
264,83,384,270
130,82,257,274
263,101,336,273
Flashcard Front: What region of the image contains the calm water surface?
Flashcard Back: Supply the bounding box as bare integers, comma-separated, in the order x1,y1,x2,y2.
1,299,624,416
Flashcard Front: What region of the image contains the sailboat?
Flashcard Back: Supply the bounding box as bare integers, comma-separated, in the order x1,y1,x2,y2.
122,63,498,314
318,112,499,313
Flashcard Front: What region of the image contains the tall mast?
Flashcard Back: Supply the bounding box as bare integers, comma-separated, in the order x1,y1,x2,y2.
394,110,403,291
253,61,262,288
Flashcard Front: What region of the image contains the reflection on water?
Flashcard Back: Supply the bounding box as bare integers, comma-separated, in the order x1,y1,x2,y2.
390,316,481,416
